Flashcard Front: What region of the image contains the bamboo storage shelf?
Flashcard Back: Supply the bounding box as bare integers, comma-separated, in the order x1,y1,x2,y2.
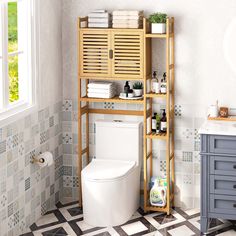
208,116,236,122
77,16,175,215
80,96,144,104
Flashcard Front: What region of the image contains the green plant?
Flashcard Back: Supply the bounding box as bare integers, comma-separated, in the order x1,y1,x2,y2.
148,12,167,24
133,82,143,89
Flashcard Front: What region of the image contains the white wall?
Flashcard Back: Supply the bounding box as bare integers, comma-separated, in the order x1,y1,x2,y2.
40,0,63,108
62,0,236,209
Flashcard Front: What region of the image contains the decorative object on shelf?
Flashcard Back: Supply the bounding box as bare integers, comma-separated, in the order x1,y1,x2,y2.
208,100,219,118
156,113,161,134
219,107,229,118
160,72,167,94
149,12,167,34
133,82,143,97
88,10,111,28
112,10,143,29
119,94,143,100
87,82,116,98
124,81,131,97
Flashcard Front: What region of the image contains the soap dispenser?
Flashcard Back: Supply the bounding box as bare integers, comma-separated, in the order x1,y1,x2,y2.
151,71,158,93
160,72,167,94
160,109,167,133
124,81,130,97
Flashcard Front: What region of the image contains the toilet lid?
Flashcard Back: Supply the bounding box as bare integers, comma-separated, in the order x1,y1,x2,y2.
82,159,136,181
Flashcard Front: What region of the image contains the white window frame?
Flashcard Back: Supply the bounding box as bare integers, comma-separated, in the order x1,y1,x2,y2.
0,0,39,126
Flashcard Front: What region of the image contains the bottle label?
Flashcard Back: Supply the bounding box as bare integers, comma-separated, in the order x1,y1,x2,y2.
161,122,167,132
152,119,156,130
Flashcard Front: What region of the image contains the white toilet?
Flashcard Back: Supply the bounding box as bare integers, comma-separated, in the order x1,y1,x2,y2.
82,120,143,227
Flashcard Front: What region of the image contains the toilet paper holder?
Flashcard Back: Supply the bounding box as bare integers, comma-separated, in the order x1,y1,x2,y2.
30,152,45,164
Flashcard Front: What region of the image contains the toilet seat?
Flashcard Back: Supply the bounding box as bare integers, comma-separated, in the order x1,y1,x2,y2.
82,159,136,182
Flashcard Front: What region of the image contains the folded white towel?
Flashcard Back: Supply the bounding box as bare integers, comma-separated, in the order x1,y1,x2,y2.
88,18,110,23
112,15,142,20
112,23,141,29
88,93,116,99
88,82,114,89
112,10,143,16
88,22,111,28
88,12,110,18
87,88,116,93
91,10,107,13
112,19,141,24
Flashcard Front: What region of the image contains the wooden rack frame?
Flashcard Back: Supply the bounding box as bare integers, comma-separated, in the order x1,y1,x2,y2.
77,17,175,215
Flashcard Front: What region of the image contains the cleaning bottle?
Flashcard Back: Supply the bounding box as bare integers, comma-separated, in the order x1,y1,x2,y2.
160,109,167,133
156,113,161,134
152,113,157,132
160,72,167,94
150,178,167,207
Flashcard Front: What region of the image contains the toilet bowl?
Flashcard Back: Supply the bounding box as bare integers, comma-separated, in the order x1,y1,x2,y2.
81,120,143,227
82,159,140,227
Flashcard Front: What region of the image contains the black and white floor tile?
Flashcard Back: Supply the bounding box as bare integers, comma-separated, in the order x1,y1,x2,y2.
21,201,236,236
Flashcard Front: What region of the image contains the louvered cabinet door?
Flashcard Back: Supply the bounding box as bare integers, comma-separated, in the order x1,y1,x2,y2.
111,31,144,78
79,31,111,77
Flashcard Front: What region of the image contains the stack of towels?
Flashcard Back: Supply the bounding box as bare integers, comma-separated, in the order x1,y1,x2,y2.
88,10,111,28
112,10,143,29
87,82,116,98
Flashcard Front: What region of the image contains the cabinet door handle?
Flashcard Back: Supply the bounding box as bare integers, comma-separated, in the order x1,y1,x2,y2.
234,204,236,208
234,165,236,169
109,49,113,59
234,185,236,189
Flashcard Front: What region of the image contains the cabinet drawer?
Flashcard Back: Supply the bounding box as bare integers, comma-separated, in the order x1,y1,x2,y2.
210,194,236,215
210,175,236,195
210,135,236,154
210,156,236,176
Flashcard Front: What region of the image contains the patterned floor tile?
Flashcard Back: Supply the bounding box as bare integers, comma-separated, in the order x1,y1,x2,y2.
19,201,236,236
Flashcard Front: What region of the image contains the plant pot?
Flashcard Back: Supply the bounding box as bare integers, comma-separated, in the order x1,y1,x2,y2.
151,23,166,34
133,89,143,97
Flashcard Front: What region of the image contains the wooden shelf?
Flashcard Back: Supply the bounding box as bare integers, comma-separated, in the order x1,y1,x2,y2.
79,76,144,81
145,33,174,38
145,92,167,98
208,116,236,122
80,96,144,104
146,132,167,140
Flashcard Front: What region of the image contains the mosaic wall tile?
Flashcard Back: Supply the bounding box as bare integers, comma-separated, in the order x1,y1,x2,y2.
0,102,63,236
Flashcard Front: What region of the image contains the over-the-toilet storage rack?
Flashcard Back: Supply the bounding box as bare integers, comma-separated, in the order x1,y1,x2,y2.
77,16,175,215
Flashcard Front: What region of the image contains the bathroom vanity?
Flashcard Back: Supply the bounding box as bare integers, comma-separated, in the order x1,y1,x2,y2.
199,121,236,234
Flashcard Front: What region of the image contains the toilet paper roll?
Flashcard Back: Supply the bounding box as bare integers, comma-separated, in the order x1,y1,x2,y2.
35,152,54,167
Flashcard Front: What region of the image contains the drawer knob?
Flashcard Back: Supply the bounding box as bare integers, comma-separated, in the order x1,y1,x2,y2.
234,185,236,189
234,165,236,169
234,204,236,208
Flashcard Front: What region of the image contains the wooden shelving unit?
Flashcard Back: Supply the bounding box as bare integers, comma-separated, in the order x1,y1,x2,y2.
143,17,175,215
77,16,175,215
208,116,236,122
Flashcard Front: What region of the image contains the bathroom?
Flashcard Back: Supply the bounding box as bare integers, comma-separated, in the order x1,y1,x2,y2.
0,0,236,235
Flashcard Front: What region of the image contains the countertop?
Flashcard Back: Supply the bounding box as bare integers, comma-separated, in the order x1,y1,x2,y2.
199,120,236,136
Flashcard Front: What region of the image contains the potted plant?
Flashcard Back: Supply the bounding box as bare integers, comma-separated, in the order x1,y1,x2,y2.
133,82,143,97
149,12,167,34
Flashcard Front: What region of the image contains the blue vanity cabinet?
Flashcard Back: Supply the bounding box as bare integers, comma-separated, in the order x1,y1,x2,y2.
200,134,236,234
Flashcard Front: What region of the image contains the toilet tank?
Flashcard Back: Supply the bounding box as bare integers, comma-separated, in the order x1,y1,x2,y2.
95,120,143,165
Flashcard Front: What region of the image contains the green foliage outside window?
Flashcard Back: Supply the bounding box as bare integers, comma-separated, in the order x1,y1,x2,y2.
8,3,19,103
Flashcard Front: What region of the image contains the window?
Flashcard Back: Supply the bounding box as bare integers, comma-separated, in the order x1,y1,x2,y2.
0,0,37,121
